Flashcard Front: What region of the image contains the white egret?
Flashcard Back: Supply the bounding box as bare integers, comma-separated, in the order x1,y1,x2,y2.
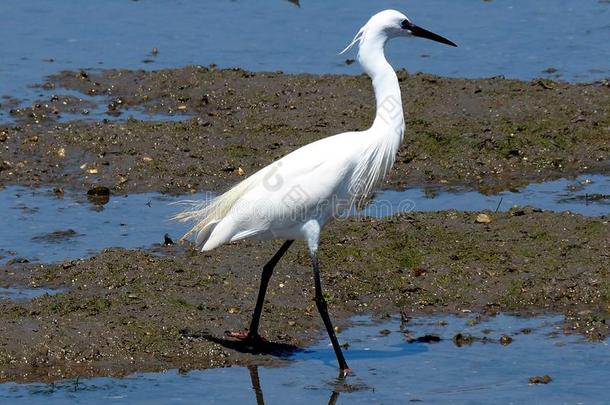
176,9,456,374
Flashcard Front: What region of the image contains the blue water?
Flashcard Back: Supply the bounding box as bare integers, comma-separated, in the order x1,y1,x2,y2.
362,173,610,218
1,174,607,265
0,286,62,300
0,314,607,404
1,0,608,108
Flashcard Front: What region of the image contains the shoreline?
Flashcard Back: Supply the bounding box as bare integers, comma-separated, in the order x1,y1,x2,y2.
0,66,608,383
1,67,608,195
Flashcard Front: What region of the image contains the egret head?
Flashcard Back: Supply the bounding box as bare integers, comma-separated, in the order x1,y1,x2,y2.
340,9,456,55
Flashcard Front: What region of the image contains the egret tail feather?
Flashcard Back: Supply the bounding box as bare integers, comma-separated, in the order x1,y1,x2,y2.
172,167,270,248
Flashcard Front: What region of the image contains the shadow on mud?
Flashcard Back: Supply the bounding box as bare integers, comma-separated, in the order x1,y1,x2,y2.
181,328,301,356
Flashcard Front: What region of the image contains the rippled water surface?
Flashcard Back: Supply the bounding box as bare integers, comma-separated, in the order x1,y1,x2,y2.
1,314,608,404
1,174,607,265
1,0,609,105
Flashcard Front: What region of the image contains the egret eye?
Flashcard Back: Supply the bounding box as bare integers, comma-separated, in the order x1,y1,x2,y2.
400,19,413,30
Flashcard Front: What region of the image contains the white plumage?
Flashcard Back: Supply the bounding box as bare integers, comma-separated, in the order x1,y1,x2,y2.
175,10,418,253
175,127,401,251
174,9,456,374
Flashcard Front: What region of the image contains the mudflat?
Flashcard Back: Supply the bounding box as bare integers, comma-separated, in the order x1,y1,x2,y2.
1,67,608,194
0,67,608,382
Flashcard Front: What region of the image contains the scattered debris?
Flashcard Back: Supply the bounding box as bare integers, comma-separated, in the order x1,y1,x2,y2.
528,375,552,384
87,186,111,205
406,334,441,344
499,335,513,345
475,213,492,224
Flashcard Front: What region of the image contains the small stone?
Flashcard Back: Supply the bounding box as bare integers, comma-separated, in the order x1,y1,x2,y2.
87,186,111,205
334,326,342,333
407,334,441,344
228,307,239,314
499,335,513,345
142,156,153,162
6,257,29,265
288,320,296,326
237,167,245,176
528,375,552,384
475,213,492,224
57,147,66,158
87,186,110,196
452,333,476,347
411,267,426,277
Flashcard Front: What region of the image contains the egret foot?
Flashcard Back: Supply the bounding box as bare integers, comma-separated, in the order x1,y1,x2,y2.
341,368,354,377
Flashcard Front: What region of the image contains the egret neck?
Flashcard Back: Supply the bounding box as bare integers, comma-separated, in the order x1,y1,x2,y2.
346,29,405,204
359,35,405,143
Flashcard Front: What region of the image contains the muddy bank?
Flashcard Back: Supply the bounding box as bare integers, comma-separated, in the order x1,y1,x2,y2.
0,208,607,382
1,67,608,194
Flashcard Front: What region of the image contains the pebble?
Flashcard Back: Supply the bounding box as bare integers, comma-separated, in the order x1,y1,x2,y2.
528,375,552,384
475,213,492,223
499,335,513,345
87,186,110,196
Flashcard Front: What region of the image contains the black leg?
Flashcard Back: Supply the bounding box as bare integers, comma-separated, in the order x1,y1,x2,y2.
247,240,294,338
312,254,350,373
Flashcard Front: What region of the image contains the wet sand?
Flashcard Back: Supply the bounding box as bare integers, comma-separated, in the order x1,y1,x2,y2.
1,67,608,194
0,208,608,382
0,67,608,382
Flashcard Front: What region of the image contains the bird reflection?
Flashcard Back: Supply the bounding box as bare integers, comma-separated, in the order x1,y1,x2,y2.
248,365,266,405
247,365,342,405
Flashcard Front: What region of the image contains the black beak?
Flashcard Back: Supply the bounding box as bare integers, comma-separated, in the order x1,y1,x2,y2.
402,20,457,47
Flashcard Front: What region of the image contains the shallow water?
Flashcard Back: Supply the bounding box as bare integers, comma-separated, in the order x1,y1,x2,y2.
0,314,607,403
0,187,206,265
46,89,192,124
0,286,62,301
1,0,608,108
362,173,610,218
1,174,607,265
